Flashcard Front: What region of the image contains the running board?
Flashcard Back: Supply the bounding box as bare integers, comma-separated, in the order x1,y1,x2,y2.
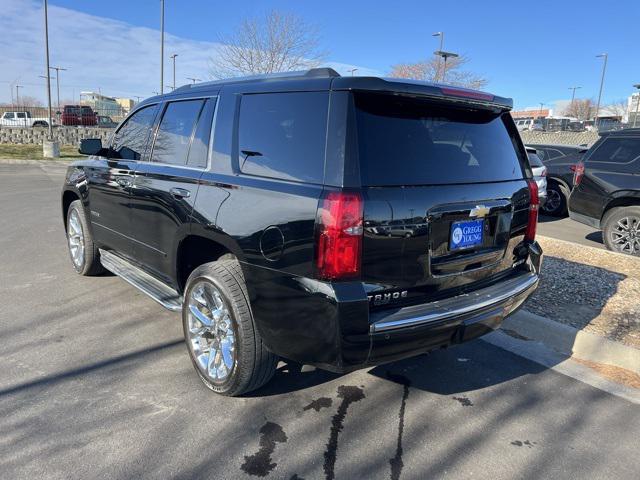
99,249,182,312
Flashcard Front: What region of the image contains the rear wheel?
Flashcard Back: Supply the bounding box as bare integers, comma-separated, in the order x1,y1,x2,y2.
602,206,640,256
182,260,278,396
66,200,104,275
541,183,568,216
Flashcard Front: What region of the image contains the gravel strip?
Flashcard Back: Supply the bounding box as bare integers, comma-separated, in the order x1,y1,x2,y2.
524,236,640,349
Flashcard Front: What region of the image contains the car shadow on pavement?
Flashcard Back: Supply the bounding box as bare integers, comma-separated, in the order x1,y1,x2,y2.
585,230,604,245
538,214,564,223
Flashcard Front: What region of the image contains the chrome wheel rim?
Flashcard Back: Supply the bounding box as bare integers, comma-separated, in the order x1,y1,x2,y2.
186,281,236,382
67,209,85,268
543,189,561,213
610,216,640,255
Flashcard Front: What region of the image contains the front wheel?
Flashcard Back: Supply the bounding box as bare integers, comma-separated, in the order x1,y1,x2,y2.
602,206,640,256
182,260,278,396
66,200,104,275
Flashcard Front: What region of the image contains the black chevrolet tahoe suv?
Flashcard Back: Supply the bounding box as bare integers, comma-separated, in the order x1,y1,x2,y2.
569,128,640,255
62,68,542,396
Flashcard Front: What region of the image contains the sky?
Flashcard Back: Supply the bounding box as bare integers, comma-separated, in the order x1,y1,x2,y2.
1,0,639,110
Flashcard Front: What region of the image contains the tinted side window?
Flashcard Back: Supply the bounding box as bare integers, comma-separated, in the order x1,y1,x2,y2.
186,98,216,169
151,100,204,166
238,92,328,183
111,105,158,160
4,112,14,119
588,137,640,164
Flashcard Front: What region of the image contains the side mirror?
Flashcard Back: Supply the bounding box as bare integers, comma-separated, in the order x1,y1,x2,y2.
79,138,103,156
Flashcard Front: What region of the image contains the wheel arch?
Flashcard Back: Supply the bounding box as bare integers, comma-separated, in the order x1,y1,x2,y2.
175,233,245,293
61,188,80,230
547,176,571,193
601,192,640,221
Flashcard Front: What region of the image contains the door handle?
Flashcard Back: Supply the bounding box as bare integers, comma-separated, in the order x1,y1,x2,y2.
170,187,191,199
116,176,132,187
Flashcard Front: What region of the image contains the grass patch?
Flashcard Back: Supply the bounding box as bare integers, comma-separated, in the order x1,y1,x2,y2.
0,143,84,160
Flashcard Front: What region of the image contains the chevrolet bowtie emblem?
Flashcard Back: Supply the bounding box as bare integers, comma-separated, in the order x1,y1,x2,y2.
470,205,490,218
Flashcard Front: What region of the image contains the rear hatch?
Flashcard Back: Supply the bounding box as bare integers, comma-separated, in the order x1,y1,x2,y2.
352,91,533,309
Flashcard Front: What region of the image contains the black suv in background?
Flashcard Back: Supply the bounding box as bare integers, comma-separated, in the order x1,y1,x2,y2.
569,129,640,255
527,144,588,216
62,68,542,396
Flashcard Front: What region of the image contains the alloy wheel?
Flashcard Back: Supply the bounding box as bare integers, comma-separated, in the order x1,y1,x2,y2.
610,216,640,255
542,189,562,214
67,209,85,268
186,281,237,382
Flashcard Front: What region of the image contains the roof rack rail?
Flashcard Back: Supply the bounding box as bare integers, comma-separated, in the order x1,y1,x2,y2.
173,67,341,92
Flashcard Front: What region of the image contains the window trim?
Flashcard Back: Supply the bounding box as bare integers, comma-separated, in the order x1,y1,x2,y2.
234,91,330,185
146,95,218,172
586,135,640,165
109,102,160,162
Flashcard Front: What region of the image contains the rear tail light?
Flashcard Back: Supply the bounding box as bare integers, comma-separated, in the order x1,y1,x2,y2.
572,162,585,186
525,179,539,242
316,191,363,280
440,87,495,102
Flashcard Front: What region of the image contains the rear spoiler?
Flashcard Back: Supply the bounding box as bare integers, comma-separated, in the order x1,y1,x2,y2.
331,77,513,111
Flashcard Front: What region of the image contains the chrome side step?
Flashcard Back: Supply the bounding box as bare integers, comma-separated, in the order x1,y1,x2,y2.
99,249,182,312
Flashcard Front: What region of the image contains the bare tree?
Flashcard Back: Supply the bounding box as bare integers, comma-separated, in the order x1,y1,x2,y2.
14,95,43,107
603,99,629,119
388,55,488,90
563,98,595,121
209,11,326,79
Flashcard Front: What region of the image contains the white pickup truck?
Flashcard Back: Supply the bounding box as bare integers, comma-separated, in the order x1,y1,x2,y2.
0,111,55,127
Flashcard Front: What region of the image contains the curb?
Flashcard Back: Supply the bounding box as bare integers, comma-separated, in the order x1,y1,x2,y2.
502,309,640,375
537,234,640,262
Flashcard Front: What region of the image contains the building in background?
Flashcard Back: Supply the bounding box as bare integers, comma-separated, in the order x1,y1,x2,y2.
116,98,135,115
510,108,552,119
628,93,640,125
80,91,125,119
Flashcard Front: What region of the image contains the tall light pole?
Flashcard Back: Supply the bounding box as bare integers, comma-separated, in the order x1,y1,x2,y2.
348,68,357,76
594,53,608,129
15,84,23,106
160,0,165,95
633,84,640,128
568,86,582,105
170,53,178,90
187,77,201,84
43,0,56,155
539,102,545,118
434,50,458,83
432,32,444,82
49,66,67,110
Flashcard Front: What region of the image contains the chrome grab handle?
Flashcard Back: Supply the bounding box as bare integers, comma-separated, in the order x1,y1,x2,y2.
170,187,191,199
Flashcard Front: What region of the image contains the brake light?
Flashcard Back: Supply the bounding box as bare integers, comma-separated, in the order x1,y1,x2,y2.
525,179,539,242
573,162,585,186
441,87,495,102
316,191,363,280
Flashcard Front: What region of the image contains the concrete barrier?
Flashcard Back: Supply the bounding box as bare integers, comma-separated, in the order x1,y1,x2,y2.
520,130,600,147
0,127,114,146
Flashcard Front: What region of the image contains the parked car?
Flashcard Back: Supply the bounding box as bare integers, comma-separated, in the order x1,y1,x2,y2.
61,105,97,126
97,115,118,128
527,143,588,216
569,128,640,255
0,110,54,127
525,147,547,207
514,118,544,132
62,68,542,396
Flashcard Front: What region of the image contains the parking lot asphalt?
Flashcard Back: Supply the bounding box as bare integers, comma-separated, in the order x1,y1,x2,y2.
1,163,639,480
538,214,604,250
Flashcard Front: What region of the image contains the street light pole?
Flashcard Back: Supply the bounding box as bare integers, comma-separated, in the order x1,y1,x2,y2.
434,50,458,84
348,68,357,76
43,0,57,156
15,85,22,106
432,32,444,82
568,86,582,105
49,66,67,110
187,77,201,85
633,84,640,128
160,0,164,95
170,53,178,90
539,102,545,118
594,53,608,130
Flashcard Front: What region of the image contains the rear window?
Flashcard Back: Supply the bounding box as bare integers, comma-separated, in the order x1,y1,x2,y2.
354,93,525,186
527,152,544,168
588,137,640,164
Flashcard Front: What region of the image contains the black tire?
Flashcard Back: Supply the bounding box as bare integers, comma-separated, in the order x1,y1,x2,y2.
66,200,104,275
182,260,278,396
541,182,568,216
33,121,48,127
602,206,640,256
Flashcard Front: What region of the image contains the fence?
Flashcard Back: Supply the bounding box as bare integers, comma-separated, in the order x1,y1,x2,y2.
0,104,127,128
0,126,114,145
